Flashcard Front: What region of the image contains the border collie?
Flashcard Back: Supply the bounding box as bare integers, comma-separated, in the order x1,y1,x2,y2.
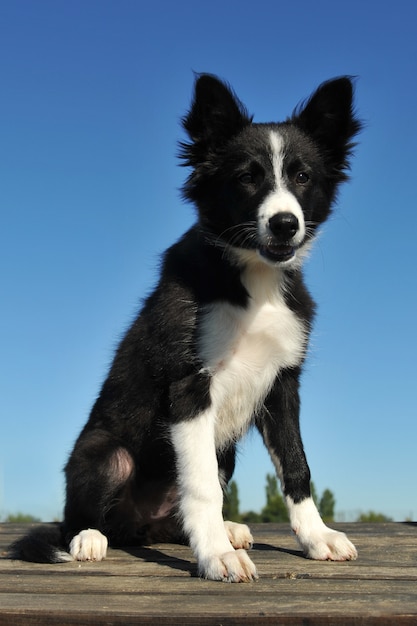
11,74,361,582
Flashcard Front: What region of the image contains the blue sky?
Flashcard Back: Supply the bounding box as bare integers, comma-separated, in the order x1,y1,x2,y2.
1,0,416,523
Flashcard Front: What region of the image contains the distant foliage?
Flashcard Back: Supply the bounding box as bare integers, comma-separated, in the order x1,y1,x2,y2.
223,480,240,520
3,513,41,523
4,494,394,526
356,511,393,523
310,481,319,505
240,510,262,523
319,488,336,522
223,475,336,524
310,482,335,522
260,474,289,523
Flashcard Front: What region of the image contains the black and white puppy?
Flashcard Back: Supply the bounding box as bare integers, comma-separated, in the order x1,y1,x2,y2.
11,74,361,582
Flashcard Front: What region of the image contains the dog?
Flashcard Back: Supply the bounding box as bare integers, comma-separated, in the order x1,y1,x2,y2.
11,74,361,582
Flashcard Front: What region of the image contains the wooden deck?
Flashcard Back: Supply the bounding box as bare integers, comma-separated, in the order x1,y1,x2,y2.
1,522,416,625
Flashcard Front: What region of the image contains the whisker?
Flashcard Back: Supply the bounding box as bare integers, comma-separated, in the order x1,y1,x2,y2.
225,225,258,250
203,222,258,251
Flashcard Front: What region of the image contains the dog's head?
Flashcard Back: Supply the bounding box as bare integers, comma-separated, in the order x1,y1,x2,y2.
180,74,361,268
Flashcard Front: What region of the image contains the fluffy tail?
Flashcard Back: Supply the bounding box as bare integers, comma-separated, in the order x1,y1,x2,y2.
8,523,73,563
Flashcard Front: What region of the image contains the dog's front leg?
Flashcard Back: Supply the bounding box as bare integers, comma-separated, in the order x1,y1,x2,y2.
259,368,357,561
170,410,258,582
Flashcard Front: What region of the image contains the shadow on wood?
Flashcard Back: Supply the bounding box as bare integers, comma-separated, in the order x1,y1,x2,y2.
1,522,416,625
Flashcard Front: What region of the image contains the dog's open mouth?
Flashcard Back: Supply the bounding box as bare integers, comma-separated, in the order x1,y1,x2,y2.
259,243,296,263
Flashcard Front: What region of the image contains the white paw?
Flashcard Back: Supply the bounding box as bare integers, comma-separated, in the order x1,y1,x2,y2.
224,521,254,550
199,549,258,582
69,529,108,561
298,527,357,561
288,497,357,561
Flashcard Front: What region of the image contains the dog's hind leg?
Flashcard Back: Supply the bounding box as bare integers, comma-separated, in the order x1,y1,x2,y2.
63,429,135,561
68,528,108,562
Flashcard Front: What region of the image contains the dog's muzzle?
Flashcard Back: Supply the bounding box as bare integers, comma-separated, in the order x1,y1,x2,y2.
259,212,300,263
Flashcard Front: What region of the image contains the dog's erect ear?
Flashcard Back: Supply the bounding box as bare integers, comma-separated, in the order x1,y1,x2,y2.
180,74,252,166
292,77,362,177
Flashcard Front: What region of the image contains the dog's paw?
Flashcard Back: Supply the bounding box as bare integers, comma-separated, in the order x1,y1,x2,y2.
69,529,108,562
224,520,254,550
199,549,258,582
298,527,357,561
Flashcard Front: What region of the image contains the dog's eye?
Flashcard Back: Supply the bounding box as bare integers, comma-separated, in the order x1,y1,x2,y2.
296,171,309,185
238,172,253,185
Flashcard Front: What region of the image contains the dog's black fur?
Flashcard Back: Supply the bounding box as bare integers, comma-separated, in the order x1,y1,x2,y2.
10,74,361,580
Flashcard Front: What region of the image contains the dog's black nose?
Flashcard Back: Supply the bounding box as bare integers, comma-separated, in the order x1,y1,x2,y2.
268,212,299,241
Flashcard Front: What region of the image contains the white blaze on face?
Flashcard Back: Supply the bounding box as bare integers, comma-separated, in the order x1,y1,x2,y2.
257,131,305,247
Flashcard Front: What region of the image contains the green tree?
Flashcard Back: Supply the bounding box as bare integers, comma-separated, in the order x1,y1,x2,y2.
260,474,289,522
4,513,41,523
310,481,318,505
240,510,261,523
319,488,335,522
223,480,240,521
228,477,338,525
357,511,393,522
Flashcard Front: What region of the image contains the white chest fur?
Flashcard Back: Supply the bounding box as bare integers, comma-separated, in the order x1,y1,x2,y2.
197,264,307,448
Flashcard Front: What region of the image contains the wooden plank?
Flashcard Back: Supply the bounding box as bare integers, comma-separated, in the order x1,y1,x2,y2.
0,584,416,623
1,523,416,625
